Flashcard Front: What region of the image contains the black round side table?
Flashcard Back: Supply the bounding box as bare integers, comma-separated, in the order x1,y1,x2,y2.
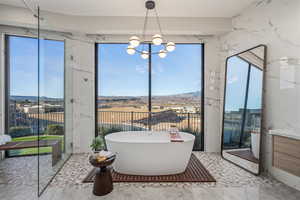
89,154,116,196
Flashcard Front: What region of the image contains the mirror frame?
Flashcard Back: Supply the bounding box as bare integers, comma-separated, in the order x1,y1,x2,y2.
221,44,267,175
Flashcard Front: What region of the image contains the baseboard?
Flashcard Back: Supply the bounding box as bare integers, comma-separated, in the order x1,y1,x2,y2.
270,166,300,191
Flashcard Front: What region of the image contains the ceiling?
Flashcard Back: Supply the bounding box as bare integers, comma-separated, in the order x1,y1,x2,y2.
0,0,257,17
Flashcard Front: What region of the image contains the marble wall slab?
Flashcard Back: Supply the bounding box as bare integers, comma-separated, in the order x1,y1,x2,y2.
218,0,300,171
65,39,95,153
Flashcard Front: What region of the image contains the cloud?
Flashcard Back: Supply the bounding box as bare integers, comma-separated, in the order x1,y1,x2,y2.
152,62,164,76
135,65,147,74
228,76,238,84
135,63,164,76
155,63,164,73
193,80,201,87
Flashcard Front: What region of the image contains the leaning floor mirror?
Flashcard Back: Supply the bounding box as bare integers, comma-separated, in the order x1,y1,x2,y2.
221,45,266,175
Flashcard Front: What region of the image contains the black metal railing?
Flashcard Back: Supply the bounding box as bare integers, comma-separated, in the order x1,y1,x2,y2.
8,111,64,136
97,110,203,150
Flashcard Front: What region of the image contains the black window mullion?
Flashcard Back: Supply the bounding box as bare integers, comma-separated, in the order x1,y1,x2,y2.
4,35,10,158
4,36,10,136
95,44,99,137
201,43,205,151
148,44,152,130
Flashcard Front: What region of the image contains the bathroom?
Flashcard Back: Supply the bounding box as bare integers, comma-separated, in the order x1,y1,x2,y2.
0,0,299,199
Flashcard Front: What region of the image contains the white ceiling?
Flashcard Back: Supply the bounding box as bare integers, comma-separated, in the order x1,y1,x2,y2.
0,0,257,17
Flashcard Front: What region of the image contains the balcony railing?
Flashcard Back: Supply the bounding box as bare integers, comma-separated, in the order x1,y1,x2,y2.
8,111,64,136
7,111,65,156
7,110,203,151
97,110,203,150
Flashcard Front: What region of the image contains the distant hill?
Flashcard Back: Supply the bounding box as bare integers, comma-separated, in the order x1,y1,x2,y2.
163,91,201,97
99,91,201,99
10,96,63,102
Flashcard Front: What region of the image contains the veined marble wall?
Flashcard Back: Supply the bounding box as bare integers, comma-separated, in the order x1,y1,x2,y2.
65,38,95,153
218,0,300,170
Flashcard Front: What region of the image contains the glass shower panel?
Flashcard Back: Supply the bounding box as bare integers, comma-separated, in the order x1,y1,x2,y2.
6,36,39,156
223,57,249,149
37,8,72,193
3,6,39,198
38,38,65,194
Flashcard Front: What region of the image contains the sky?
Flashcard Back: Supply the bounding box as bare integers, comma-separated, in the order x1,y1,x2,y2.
98,43,203,96
9,36,64,98
225,56,263,111
9,37,262,109
10,38,203,98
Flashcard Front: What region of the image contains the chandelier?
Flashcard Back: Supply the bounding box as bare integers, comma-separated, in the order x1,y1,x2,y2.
126,0,176,59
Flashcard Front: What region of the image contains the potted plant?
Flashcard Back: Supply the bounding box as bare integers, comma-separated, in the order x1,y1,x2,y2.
90,136,104,153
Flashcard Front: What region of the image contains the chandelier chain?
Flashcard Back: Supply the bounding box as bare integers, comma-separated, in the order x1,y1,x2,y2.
141,9,149,51
142,9,149,41
154,7,164,37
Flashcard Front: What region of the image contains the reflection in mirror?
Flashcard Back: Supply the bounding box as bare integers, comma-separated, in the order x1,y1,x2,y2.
222,45,266,175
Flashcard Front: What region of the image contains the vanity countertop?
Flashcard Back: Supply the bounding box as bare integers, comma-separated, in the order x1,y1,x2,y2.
269,129,300,140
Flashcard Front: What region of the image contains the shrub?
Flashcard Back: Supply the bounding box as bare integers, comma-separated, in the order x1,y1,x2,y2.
9,126,32,138
45,124,64,135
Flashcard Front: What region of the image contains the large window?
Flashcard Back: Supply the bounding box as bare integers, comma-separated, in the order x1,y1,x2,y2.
5,35,65,156
96,43,204,150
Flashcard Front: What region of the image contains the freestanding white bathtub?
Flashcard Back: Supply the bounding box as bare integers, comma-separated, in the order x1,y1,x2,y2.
105,131,195,175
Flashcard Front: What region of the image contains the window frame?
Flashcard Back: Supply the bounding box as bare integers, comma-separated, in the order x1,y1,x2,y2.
95,42,205,151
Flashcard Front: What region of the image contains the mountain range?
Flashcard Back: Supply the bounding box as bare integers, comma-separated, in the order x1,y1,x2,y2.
11,91,201,102
10,95,63,102
99,91,201,98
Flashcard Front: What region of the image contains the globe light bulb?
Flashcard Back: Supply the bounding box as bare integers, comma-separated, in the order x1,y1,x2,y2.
129,36,140,47
152,34,163,45
141,51,149,59
158,50,167,58
166,42,175,52
126,45,136,55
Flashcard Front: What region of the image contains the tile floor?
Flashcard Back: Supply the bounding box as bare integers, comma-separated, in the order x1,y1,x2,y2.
1,152,300,200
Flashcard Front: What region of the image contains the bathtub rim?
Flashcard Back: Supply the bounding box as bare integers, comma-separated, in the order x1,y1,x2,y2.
104,131,195,144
